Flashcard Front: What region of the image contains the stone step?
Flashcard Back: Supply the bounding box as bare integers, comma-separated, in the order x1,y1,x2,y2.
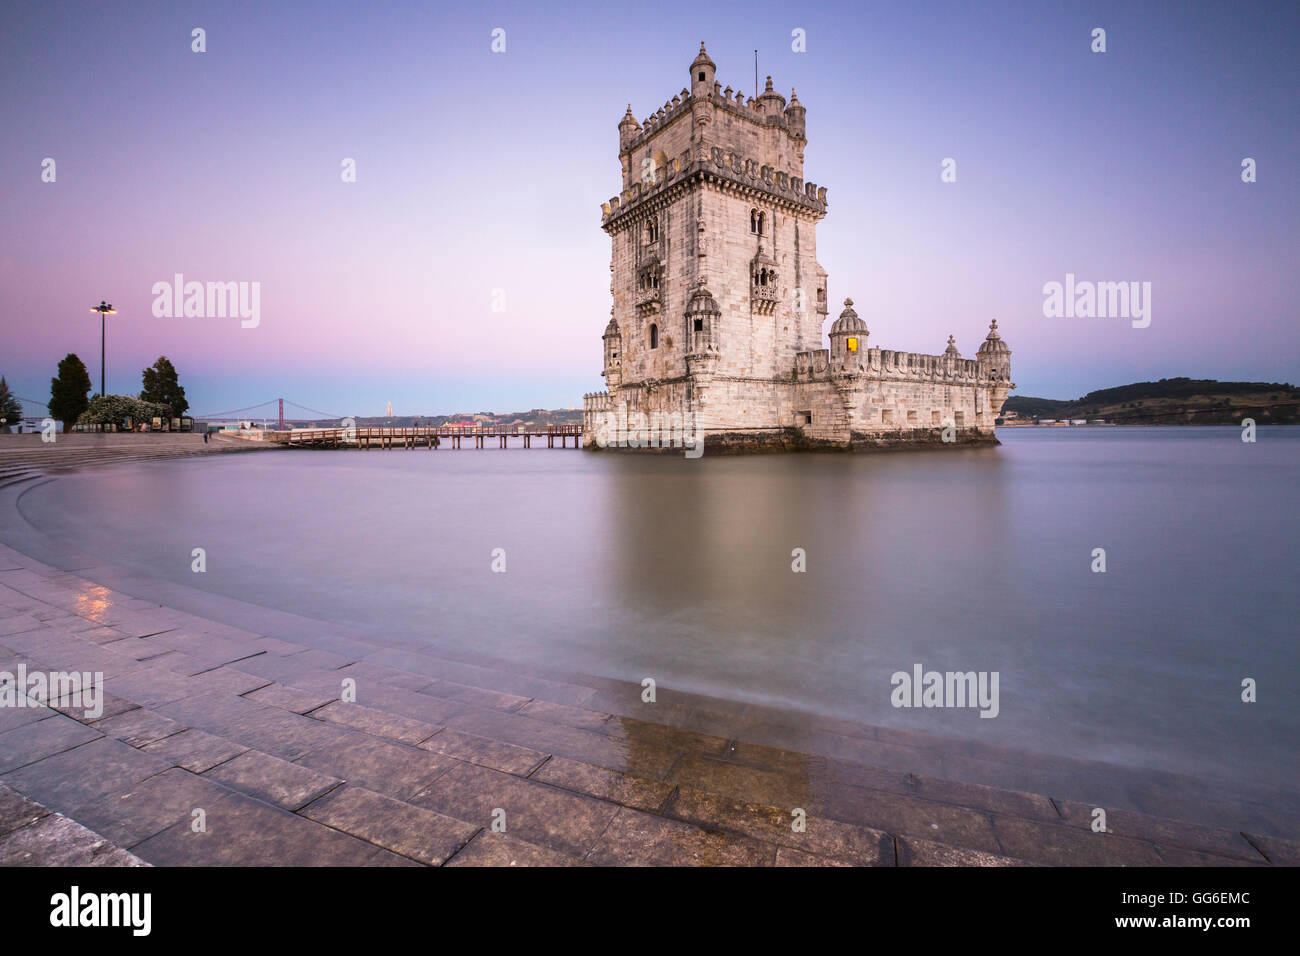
9,571,1299,853
0,782,147,866
2,541,1297,866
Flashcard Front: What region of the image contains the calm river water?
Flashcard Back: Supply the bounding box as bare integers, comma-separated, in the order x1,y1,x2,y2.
15,427,1299,795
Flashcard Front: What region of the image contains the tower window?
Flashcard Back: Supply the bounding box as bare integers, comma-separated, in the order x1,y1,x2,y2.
750,209,758,233
649,324,659,349
847,337,858,352
647,216,659,243
693,317,704,332
698,72,705,82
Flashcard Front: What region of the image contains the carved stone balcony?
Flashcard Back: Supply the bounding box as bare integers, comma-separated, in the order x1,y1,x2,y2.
636,287,662,315
751,283,778,315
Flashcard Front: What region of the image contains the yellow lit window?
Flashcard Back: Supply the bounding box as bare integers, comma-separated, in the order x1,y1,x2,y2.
847,337,858,352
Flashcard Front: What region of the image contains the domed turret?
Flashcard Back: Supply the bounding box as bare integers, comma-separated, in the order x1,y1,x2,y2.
830,298,867,336
784,88,806,140
829,298,867,369
976,319,1011,384
976,319,1009,356
756,75,786,117
618,104,640,150
690,42,716,97
944,335,960,357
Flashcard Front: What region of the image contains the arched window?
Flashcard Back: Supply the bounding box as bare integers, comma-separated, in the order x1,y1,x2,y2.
758,212,766,235
647,217,659,243
649,324,659,349
750,209,758,233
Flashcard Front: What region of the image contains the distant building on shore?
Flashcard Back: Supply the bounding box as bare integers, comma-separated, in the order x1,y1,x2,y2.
583,44,1013,452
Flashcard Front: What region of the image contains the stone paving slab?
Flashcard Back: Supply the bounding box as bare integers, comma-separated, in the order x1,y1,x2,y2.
531,756,675,812
309,700,440,746
991,815,1166,867
418,728,548,775
585,807,773,866
140,728,249,774
67,767,247,847
296,734,458,801
2,737,172,813
91,708,188,748
665,785,896,865
442,707,682,779
897,836,1036,867
300,785,479,865
1242,832,1300,866
1053,797,1263,861
366,647,599,709
0,812,147,866
410,762,620,859
446,830,587,866
0,714,102,774
128,797,416,866
0,782,50,837
243,682,336,715
205,750,342,811
156,693,352,763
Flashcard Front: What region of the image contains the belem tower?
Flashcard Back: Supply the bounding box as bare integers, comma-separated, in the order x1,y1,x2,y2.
582,44,1014,453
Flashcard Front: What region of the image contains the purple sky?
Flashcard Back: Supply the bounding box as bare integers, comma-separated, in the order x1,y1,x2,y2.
2,0,1296,418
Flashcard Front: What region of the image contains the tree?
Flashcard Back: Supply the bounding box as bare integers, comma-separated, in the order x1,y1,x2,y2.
49,354,92,429
140,356,188,416
0,377,23,431
76,395,167,429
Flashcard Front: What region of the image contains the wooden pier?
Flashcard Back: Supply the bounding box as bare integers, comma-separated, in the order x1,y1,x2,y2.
274,424,583,450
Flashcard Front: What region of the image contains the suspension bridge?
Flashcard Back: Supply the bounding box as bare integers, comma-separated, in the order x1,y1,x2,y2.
188,397,346,429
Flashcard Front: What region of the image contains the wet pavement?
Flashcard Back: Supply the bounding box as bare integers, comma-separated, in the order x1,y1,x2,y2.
1,530,1297,866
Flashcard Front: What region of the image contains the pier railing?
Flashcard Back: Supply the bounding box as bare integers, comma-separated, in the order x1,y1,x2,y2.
274,424,582,449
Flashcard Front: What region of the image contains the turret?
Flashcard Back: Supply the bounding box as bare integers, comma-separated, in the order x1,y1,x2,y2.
784,88,806,141
976,319,1011,382
828,298,867,372
685,279,720,356
690,42,716,98
756,76,786,120
602,314,623,389
618,104,641,151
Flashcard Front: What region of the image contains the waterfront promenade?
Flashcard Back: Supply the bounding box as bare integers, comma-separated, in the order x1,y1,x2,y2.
0,450,1297,866
0,433,275,481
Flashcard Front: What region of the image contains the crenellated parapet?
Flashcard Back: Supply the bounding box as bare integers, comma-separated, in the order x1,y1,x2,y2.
622,90,694,153
795,349,830,380
605,44,823,230
621,76,802,155
601,145,827,228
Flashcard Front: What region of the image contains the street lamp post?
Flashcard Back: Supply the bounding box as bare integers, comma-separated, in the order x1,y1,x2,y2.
89,300,116,397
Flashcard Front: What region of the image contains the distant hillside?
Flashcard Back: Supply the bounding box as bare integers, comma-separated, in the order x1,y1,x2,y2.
355,408,582,428
1004,379,1300,424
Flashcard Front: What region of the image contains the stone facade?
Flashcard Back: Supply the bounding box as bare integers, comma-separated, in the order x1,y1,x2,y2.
583,44,1013,453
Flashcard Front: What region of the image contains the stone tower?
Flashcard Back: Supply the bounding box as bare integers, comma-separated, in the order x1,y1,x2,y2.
585,44,1011,452
598,44,830,432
